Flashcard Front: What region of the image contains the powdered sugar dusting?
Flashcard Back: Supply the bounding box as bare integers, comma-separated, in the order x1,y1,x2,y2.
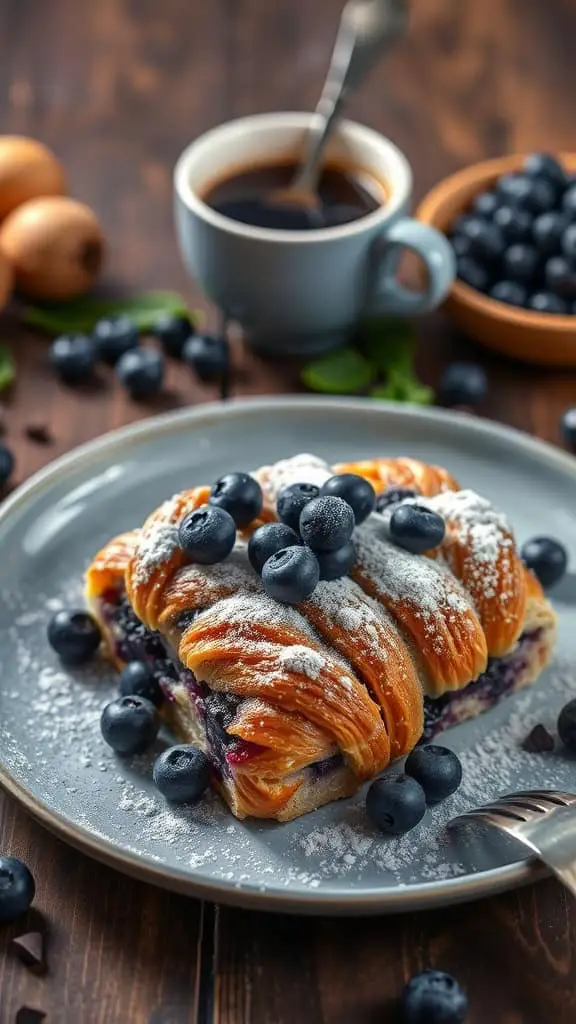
279,645,325,679
255,453,332,502
132,495,182,585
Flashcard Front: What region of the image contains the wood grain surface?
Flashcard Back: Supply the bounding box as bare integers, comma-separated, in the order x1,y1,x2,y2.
0,1,575,1021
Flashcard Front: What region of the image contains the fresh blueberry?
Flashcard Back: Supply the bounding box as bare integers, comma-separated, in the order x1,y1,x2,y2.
528,291,569,314
0,856,35,923
299,495,355,553
544,255,576,300
116,348,164,399
404,745,462,804
316,540,357,580
471,190,500,218
562,183,576,218
50,333,97,383
178,504,236,564
153,744,211,802
100,695,159,756
248,522,302,574
521,536,568,588
402,969,468,1024
489,280,527,307
532,211,568,256
389,504,446,554
501,243,540,285
453,216,503,261
562,223,576,261
523,152,566,191
277,482,321,532
0,442,15,486
320,473,375,524
183,333,229,382
119,660,164,707
366,774,426,835
497,172,556,214
153,313,193,359
437,362,487,406
47,609,101,664
558,699,576,752
493,204,533,245
456,255,491,292
209,472,263,527
560,406,576,448
93,315,139,365
261,546,320,604
375,487,417,513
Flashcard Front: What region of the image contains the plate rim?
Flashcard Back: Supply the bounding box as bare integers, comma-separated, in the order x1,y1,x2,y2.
0,395,572,915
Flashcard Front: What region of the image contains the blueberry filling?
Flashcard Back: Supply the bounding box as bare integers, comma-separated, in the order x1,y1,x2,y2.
422,627,544,739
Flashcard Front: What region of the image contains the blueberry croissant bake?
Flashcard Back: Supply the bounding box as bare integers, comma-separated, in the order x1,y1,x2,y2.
85,454,556,821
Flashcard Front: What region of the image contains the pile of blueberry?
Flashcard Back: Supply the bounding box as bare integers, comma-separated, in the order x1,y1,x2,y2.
450,152,576,314
366,744,462,836
49,312,229,399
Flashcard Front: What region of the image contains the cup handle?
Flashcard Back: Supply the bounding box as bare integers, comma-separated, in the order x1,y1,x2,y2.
369,217,456,316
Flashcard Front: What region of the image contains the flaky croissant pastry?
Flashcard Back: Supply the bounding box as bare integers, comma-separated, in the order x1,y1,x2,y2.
86,454,556,821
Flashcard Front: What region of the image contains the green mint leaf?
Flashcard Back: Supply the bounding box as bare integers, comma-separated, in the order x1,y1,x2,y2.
23,291,199,335
0,345,16,392
301,348,374,394
371,372,434,406
361,316,418,375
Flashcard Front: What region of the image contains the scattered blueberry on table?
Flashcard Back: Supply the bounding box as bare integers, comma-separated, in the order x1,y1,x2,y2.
388,504,446,555
375,486,417,512
261,545,320,604
437,362,487,407
178,505,237,564
47,609,101,664
0,441,15,486
115,347,164,400
152,312,193,359
153,745,211,802
93,315,139,365
520,536,568,588
404,745,462,804
402,969,468,1024
119,660,164,707
0,855,35,923
100,695,160,756
366,775,426,835
449,153,576,313
183,333,230,382
560,406,576,448
209,471,263,527
50,333,97,383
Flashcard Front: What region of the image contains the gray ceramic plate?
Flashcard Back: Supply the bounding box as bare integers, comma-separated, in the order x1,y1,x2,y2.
1,397,576,916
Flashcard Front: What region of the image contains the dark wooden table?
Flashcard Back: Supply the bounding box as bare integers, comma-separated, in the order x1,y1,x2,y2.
1,1,576,1021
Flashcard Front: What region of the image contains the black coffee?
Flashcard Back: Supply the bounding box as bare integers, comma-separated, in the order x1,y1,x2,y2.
200,158,386,231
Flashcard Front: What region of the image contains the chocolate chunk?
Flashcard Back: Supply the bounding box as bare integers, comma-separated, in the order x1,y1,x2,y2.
10,930,45,971
522,723,554,753
24,423,53,445
16,1009,46,1024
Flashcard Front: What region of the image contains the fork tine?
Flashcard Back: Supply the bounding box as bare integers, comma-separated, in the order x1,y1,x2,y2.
508,790,576,807
449,806,527,829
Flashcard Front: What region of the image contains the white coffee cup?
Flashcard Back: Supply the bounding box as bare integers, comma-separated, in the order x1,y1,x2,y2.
174,112,455,356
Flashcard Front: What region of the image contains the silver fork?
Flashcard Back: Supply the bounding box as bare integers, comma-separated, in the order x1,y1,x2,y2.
449,790,576,896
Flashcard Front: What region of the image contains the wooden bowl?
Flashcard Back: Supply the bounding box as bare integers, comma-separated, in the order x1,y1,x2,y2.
417,153,576,366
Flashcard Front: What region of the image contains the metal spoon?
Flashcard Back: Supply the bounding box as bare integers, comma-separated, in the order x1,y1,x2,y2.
271,0,409,215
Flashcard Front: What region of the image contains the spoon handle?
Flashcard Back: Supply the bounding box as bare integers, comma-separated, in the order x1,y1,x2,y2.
294,0,409,192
